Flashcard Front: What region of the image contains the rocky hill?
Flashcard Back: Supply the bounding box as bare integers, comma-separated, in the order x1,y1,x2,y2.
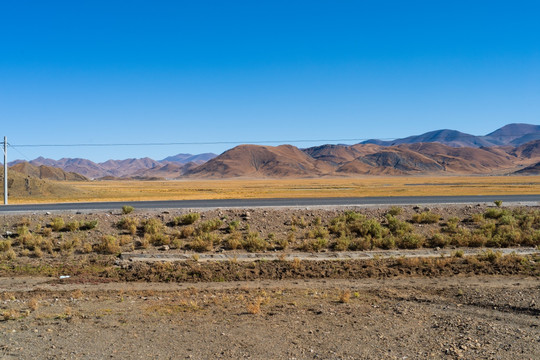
10,162,88,181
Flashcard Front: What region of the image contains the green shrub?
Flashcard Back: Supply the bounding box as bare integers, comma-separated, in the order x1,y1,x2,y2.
386,215,413,235
197,219,222,233
484,208,504,219
387,206,403,216
348,237,371,251
174,213,200,226
65,221,80,232
227,220,240,233
411,212,440,224
397,233,424,249
146,232,170,246
427,233,450,248
122,205,134,214
477,250,502,263
50,217,65,232
378,235,396,250
142,218,163,235
79,220,98,230
494,200,503,208
333,235,351,251
441,217,460,233
242,232,267,252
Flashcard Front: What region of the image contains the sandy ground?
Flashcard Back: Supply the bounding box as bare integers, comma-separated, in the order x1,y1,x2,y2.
1,275,539,359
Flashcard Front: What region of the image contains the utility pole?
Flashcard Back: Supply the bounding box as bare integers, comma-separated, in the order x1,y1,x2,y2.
3,136,7,205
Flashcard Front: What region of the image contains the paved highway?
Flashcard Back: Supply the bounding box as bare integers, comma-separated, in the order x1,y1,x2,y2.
0,194,539,212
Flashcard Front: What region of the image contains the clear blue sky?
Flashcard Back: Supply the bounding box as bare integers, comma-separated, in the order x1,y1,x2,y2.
1,1,539,162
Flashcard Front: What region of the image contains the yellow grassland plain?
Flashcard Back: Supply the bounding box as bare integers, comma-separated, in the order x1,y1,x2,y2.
7,175,540,203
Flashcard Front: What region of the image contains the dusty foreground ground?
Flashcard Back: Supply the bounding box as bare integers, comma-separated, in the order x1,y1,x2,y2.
1,275,539,360
1,205,539,359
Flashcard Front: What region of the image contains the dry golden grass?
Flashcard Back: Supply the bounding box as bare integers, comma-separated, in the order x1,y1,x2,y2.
7,175,540,203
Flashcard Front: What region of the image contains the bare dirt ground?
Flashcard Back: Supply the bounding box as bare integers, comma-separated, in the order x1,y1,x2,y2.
1,204,539,359
0,276,539,359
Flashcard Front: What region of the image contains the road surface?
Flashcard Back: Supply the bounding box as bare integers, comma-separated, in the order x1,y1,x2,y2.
0,194,539,212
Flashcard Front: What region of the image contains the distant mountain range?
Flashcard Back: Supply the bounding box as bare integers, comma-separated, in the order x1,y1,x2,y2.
9,153,218,179
362,123,540,147
7,123,540,179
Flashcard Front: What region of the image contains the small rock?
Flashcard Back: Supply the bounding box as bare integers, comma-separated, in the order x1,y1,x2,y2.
159,245,170,251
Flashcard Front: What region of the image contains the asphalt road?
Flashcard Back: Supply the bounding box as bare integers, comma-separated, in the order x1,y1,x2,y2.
0,194,539,212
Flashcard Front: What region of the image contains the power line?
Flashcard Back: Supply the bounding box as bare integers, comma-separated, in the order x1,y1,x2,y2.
8,138,390,148
7,143,32,162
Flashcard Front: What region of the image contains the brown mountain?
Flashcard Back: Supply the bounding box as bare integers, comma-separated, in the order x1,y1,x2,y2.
186,144,335,178
10,162,88,181
100,158,162,177
129,162,199,180
0,170,84,199
514,162,540,175
509,139,540,159
184,140,540,178
399,143,515,173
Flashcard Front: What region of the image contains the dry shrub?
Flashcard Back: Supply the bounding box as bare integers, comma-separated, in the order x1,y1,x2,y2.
94,235,120,254
174,213,200,225
339,289,351,303
41,227,53,237
0,240,12,252
2,309,20,321
411,211,440,224
4,249,17,260
71,289,83,299
117,217,139,235
225,231,242,250
242,232,267,252
246,297,263,314
180,225,195,238
60,237,80,253
28,297,39,311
